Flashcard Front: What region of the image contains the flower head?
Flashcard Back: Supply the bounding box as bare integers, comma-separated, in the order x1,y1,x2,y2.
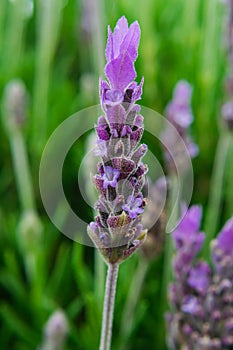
212,217,233,276
166,206,233,349
88,17,147,264
214,217,233,255
166,80,193,129
162,80,198,173
172,205,205,277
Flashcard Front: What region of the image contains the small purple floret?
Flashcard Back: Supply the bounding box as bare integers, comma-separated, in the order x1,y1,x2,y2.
187,262,210,295
105,89,124,105
101,166,120,189
122,195,144,219
181,295,200,315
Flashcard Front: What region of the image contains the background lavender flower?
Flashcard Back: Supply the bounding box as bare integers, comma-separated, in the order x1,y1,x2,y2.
162,80,198,173
166,206,233,350
88,16,147,264
221,0,233,130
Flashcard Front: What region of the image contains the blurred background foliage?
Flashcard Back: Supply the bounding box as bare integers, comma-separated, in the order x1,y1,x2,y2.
0,0,231,349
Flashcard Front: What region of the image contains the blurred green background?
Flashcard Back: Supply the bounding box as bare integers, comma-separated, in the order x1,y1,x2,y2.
0,0,232,349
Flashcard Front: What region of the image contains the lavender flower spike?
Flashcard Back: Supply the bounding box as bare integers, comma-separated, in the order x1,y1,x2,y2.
162,80,198,173
167,206,233,350
88,16,147,265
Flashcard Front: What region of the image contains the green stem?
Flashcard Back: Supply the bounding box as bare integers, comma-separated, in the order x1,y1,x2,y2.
203,132,231,255
119,258,148,350
99,263,119,350
2,0,26,79
90,0,105,76
161,175,179,312
0,0,7,54
32,0,63,155
9,127,35,211
197,0,222,145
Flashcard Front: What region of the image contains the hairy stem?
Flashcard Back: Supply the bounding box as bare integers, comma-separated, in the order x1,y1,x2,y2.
94,252,106,304
100,263,119,350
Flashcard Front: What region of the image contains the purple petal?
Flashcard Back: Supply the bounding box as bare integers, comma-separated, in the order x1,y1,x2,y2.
216,217,233,254
89,221,99,234
178,205,202,234
120,20,140,62
181,295,200,315
122,195,144,219
131,77,144,103
120,125,132,137
101,166,120,189
133,114,144,127
173,80,192,105
188,262,211,295
105,17,129,63
105,26,114,62
105,52,136,90
104,89,124,105
112,16,129,59
100,78,110,105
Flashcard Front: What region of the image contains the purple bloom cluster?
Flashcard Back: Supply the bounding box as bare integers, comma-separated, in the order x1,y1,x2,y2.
166,206,233,349
88,17,148,264
162,80,198,173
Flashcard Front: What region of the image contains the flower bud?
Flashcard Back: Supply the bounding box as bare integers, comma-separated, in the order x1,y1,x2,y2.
2,79,28,132
40,310,69,350
17,210,43,254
